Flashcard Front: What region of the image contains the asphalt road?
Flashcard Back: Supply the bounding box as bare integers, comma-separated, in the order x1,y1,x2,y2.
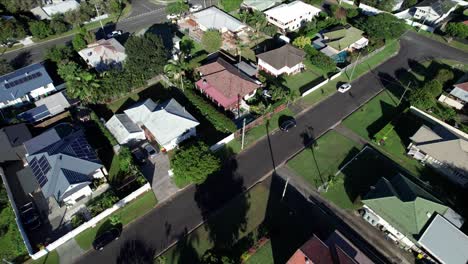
75,31,468,263
0,0,216,66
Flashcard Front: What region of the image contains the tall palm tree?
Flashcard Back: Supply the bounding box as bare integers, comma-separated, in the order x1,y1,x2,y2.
164,56,191,91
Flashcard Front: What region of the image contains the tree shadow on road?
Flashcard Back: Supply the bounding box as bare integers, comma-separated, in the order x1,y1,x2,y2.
10,51,31,69
116,239,155,264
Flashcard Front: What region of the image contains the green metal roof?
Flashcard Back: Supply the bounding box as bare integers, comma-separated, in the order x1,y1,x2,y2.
242,0,282,11
324,26,364,51
363,174,449,240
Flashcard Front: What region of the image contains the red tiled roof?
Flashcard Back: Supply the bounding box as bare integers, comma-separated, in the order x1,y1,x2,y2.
195,58,260,109
455,82,468,92
463,20,468,25
287,235,333,264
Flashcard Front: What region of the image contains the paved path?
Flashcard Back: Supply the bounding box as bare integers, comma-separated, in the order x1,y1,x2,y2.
56,238,85,264
333,123,368,146
142,154,180,202
75,31,468,263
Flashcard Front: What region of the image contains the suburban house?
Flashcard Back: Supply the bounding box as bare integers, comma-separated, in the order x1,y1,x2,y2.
0,63,57,109
264,1,321,32
31,0,80,20
417,214,468,264
287,231,373,263
21,124,107,206
106,98,199,150
313,25,369,59
178,6,250,50
18,91,72,123
0,124,32,163
407,125,468,187
241,0,283,11
195,57,261,113
78,38,127,72
257,44,306,77
439,75,468,110
412,0,458,25
360,173,464,251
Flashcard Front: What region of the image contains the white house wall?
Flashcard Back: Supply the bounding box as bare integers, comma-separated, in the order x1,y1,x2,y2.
258,59,302,76
29,83,56,99
63,185,92,205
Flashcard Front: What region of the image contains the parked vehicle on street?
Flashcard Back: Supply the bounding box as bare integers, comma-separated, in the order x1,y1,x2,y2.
190,4,203,12
107,30,122,38
93,228,121,251
166,14,179,20
280,118,297,132
142,142,158,159
338,83,352,93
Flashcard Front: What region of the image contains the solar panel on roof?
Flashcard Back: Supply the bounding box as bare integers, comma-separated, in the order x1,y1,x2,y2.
4,71,45,89
30,156,51,187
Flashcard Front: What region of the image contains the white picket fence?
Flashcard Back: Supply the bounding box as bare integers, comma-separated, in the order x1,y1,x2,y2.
30,183,151,259
210,133,235,152
301,72,343,97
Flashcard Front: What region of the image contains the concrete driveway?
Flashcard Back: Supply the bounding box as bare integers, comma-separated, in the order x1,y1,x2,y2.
140,153,179,202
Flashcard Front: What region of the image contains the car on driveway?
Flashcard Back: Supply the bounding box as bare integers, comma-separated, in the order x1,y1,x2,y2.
166,14,179,20
338,83,352,93
93,228,121,251
190,4,203,12
107,30,122,39
20,202,41,230
142,142,158,159
279,118,297,132
132,148,146,165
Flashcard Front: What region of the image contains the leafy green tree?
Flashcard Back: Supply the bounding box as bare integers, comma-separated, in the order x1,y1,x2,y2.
180,36,195,55
220,0,242,12
46,45,74,63
361,0,396,11
72,33,87,51
171,141,221,186
434,103,458,122
402,0,418,9
50,19,68,34
0,18,27,45
58,62,102,104
408,87,436,110
356,13,405,41
424,80,443,97
0,59,13,75
202,29,222,53
28,20,53,39
201,249,234,264
435,69,454,83
292,36,311,48
346,8,359,18
166,0,189,15
164,58,191,90
310,52,336,73
0,0,37,13
109,0,124,14
445,22,468,39
125,34,168,78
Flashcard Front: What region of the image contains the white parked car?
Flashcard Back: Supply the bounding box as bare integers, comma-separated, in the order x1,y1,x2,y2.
166,14,179,20
107,30,122,38
190,4,203,12
338,83,352,93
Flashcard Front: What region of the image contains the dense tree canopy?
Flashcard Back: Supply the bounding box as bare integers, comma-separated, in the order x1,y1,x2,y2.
356,13,405,41
0,0,38,13
0,18,27,44
125,33,168,78
46,44,74,63
28,20,53,39
171,141,221,186
202,29,222,53
165,0,189,15
445,22,468,39
0,59,13,75
220,0,242,12
360,0,396,11
58,62,102,104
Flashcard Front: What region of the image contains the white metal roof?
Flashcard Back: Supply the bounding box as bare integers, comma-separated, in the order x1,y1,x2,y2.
193,6,246,32
264,1,321,24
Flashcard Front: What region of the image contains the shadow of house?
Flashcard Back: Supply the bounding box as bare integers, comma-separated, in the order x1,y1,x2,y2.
365,100,400,140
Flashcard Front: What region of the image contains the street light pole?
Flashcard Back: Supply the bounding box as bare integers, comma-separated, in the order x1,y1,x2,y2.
398,81,412,105
349,51,361,81
241,118,246,150
94,4,105,33
281,177,290,200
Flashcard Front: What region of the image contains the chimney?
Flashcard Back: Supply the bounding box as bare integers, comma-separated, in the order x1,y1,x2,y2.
202,79,207,86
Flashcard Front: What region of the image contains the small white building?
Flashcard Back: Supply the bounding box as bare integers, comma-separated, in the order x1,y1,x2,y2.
31,0,80,20
106,98,199,150
78,38,127,72
412,0,458,25
256,44,306,77
264,1,321,32
0,63,57,109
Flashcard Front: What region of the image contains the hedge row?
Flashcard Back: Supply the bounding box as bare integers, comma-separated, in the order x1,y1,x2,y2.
90,111,119,146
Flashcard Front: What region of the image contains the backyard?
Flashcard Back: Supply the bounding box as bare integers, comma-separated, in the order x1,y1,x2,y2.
245,241,273,264
75,191,157,250
284,60,326,95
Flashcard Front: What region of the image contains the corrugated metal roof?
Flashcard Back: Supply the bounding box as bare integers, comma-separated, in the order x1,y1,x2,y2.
193,6,246,32
18,104,51,122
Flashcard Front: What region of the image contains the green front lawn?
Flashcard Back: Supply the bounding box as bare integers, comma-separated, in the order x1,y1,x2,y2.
75,191,157,250
301,41,400,107
245,241,274,264
415,30,468,52
161,182,270,263
287,131,362,188
30,251,59,264
284,60,324,95
226,108,294,154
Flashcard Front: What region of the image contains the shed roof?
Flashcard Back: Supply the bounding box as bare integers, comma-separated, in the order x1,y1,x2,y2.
418,214,468,264
0,63,53,103
0,124,32,162
257,44,305,70
264,1,321,24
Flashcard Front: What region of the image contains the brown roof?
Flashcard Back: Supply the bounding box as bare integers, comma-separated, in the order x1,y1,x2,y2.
287,235,333,264
455,82,468,92
195,57,260,109
257,44,306,70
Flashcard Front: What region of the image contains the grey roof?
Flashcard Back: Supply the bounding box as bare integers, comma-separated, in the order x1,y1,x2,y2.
242,0,283,11
24,126,101,202
193,6,246,32
124,98,199,146
257,44,305,70
234,61,258,77
418,214,468,264
416,0,457,16
105,114,144,145
0,63,53,103
17,167,39,194
115,114,141,133
0,124,32,162
410,125,468,172
450,87,468,102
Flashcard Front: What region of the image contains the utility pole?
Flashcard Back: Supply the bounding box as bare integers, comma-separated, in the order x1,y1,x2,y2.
398,81,411,105
94,4,105,33
281,177,290,200
349,51,361,81
241,118,246,150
